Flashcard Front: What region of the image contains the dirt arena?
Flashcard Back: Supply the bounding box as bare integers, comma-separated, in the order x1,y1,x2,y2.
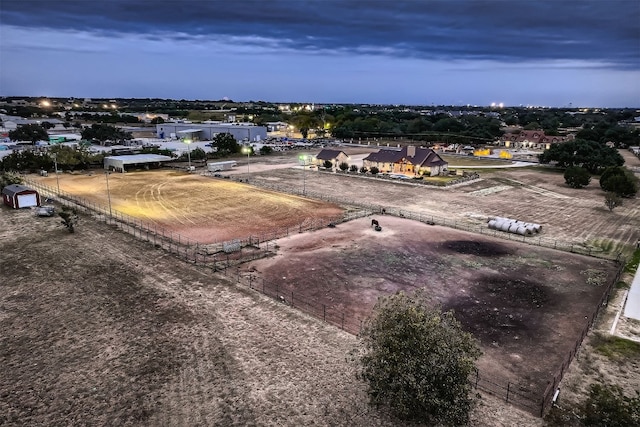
245,215,620,399
34,171,343,244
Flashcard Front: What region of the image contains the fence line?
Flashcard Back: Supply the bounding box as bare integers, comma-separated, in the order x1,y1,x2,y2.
247,178,621,261
539,260,625,416
24,175,626,417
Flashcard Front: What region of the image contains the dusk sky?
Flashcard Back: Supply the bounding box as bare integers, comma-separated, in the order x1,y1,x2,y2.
1,0,639,108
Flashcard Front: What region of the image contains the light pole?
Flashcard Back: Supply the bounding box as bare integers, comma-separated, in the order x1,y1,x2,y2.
52,153,60,195
299,154,307,195
105,170,112,217
184,138,192,171
242,146,251,178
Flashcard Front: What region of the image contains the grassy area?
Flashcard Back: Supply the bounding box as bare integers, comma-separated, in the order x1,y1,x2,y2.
591,333,640,359
423,175,460,185
625,248,640,274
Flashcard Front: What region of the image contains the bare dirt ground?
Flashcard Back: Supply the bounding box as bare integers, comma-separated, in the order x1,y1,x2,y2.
246,215,620,403
245,148,640,257
0,207,543,427
33,171,343,244
5,147,638,425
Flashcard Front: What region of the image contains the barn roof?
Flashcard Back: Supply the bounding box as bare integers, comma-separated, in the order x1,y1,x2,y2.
316,149,347,160
1,184,36,197
104,154,173,165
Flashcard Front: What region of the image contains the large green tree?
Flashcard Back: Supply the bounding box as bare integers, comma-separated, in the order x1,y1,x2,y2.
8,123,48,143
563,166,591,189
357,291,481,426
538,139,624,173
81,123,131,144
599,166,639,198
213,132,240,155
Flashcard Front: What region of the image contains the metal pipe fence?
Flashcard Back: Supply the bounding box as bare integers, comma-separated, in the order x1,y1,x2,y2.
24,175,627,417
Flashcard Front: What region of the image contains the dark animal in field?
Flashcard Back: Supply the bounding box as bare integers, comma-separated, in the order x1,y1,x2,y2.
371,219,379,227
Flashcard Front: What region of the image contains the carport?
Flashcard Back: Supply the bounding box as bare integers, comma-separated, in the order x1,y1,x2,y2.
104,154,173,173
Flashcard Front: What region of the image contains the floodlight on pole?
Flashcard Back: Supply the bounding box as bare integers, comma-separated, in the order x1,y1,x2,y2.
242,146,251,178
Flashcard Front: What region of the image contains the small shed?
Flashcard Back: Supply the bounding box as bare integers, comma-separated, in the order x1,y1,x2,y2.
2,184,41,209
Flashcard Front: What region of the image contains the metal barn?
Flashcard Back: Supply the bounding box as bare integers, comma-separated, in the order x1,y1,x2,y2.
104,154,173,173
2,184,41,209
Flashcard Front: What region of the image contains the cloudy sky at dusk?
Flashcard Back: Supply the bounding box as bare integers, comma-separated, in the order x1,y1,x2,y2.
1,0,639,107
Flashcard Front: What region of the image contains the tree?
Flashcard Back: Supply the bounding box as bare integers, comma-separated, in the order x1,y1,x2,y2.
81,123,131,144
40,121,56,130
564,166,591,188
58,207,78,233
8,124,48,143
349,164,358,172
600,166,639,197
259,146,273,155
359,166,368,174
583,383,640,427
213,133,240,155
339,162,349,171
604,192,622,211
0,172,23,191
357,291,481,425
150,116,165,124
321,160,332,170
538,139,624,173
369,166,379,175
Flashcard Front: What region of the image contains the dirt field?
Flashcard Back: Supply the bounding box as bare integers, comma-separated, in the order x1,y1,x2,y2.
33,171,343,244
245,148,640,257
0,207,545,427
5,147,638,425
245,215,620,401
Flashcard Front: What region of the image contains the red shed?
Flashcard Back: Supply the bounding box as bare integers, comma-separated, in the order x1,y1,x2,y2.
2,184,41,209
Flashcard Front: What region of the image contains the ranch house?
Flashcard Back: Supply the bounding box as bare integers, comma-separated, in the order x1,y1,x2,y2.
498,130,575,150
313,149,350,168
363,146,448,176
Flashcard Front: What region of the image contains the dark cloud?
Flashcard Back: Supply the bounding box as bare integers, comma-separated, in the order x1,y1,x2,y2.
2,0,639,68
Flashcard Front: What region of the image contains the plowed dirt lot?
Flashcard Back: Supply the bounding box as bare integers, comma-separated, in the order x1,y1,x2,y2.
4,147,638,425
34,171,343,244
0,207,545,427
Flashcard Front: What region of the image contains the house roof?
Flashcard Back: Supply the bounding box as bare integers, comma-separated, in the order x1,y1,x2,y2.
501,130,572,144
316,149,347,160
363,146,448,167
2,184,35,197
